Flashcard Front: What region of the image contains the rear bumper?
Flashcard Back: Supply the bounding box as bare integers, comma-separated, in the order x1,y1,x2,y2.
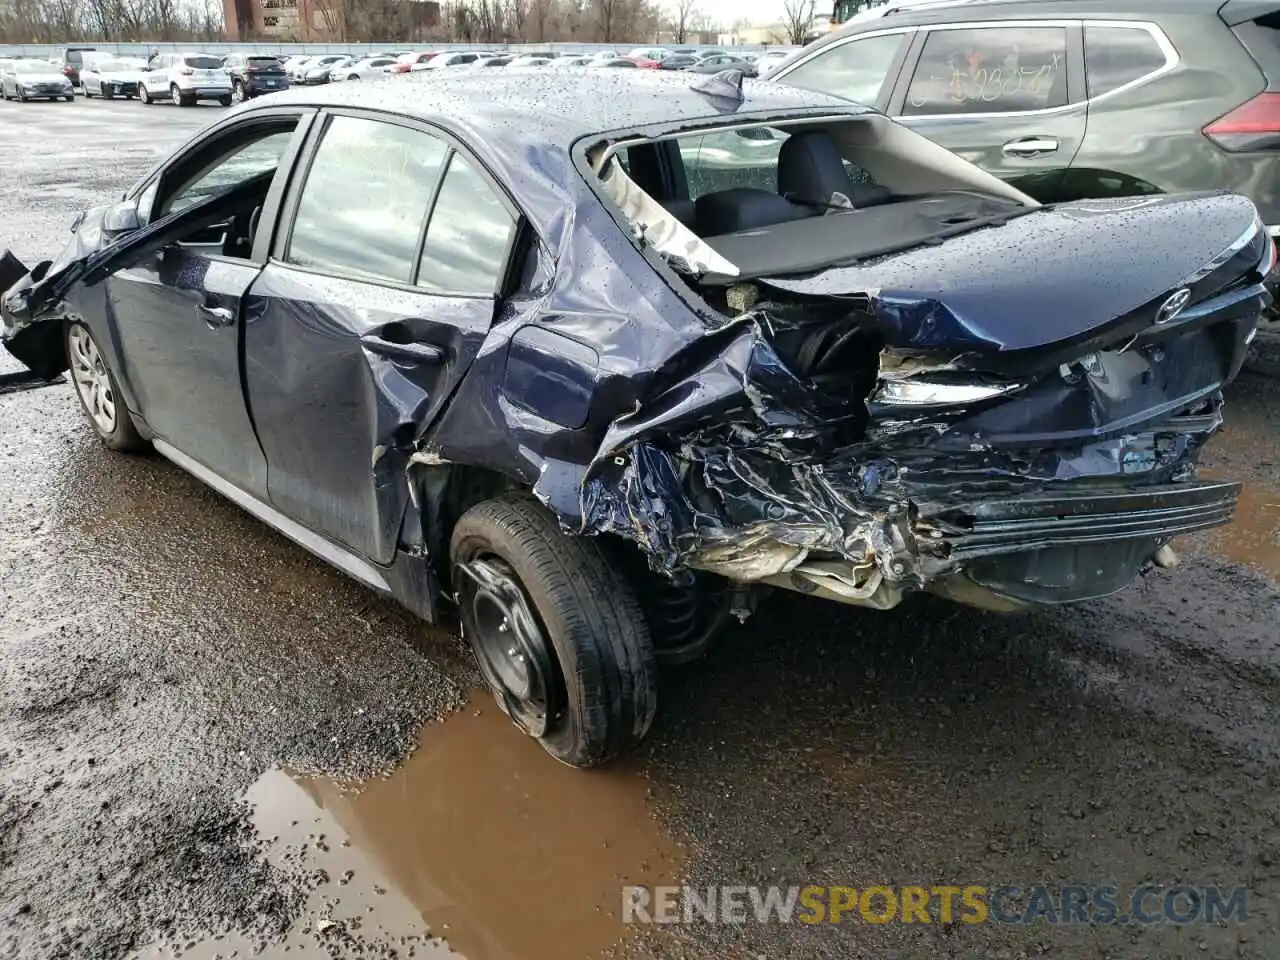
923,481,1239,561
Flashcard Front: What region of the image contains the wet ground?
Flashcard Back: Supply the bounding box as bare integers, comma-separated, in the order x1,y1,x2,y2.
1,96,1278,960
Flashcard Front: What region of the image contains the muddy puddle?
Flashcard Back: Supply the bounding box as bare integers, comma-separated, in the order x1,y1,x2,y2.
1210,482,1280,581
137,691,683,960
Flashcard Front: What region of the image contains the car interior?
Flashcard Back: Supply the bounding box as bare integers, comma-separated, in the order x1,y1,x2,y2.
607,119,1034,283
139,119,300,259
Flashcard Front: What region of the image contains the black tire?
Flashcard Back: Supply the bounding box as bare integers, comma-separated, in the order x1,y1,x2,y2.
63,95,73,102
139,85,151,104
83,84,93,98
451,494,657,767
218,95,232,106
232,80,245,103
17,87,26,102
64,321,148,453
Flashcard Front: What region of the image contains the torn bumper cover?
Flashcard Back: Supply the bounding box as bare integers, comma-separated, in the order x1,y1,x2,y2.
570,293,1255,612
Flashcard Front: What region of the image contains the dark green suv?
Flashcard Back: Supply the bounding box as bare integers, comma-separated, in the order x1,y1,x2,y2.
769,0,1280,231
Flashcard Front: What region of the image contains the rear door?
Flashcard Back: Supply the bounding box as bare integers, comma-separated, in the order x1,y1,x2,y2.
885,20,1088,199
244,111,520,564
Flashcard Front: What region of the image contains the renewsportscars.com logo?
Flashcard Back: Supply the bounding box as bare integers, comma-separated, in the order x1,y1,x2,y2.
622,884,1249,926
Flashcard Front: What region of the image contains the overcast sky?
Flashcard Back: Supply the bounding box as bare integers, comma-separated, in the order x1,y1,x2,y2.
691,0,803,29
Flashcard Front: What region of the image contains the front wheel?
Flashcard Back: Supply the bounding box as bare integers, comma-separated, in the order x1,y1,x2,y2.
65,322,147,453
450,494,657,768
139,84,151,104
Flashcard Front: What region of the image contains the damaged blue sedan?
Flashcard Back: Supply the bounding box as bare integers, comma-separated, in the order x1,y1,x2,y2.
1,70,1273,766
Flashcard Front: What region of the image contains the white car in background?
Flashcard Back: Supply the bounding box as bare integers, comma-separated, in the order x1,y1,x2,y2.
334,56,398,80
753,49,794,77
81,56,148,99
0,59,73,101
138,52,231,106
422,51,483,70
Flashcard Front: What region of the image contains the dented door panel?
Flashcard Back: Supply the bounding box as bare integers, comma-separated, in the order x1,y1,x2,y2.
242,263,492,566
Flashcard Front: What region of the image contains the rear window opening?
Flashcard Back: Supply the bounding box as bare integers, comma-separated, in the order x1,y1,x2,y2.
588,113,1037,295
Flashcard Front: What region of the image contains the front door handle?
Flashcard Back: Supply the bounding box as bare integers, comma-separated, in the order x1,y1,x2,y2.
197,304,235,328
1002,136,1059,157
360,333,444,365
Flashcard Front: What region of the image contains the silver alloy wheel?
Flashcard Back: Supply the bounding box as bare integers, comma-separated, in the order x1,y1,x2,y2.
232,81,244,102
68,325,117,434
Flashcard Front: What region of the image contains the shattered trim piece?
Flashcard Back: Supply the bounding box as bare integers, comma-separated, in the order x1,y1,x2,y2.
593,153,739,277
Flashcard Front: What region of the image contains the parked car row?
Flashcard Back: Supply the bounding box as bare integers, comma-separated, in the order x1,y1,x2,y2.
0,44,801,108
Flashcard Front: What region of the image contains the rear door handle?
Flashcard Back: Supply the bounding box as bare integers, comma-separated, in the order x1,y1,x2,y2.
360,333,444,365
197,304,235,328
1002,137,1059,157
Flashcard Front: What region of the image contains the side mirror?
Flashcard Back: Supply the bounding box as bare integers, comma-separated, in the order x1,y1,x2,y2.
103,198,141,234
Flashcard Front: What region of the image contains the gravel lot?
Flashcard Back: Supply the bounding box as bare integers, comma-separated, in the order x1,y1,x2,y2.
0,95,1278,960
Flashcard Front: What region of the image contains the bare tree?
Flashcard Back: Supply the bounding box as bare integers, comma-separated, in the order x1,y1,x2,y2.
781,0,814,45
669,0,696,43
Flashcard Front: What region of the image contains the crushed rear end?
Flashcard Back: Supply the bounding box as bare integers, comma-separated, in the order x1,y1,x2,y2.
579,127,1272,611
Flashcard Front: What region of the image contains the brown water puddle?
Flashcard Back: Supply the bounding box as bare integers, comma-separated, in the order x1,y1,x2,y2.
1210,482,1280,581
138,691,683,959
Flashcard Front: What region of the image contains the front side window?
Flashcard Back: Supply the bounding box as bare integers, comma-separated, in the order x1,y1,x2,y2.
417,154,515,296
1084,25,1169,98
903,26,1069,116
779,32,908,107
163,129,295,216
287,116,448,285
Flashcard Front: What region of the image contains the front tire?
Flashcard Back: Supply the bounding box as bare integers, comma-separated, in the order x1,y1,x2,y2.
65,322,147,453
451,494,657,768
139,84,151,104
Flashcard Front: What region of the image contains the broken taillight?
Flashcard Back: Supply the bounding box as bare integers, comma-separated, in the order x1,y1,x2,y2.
1203,92,1280,151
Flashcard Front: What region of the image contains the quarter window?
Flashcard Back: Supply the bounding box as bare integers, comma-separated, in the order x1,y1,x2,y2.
780,32,907,106
287,116,448,285
417,154,515,296
903,26,1070,116
1084,25,1168,98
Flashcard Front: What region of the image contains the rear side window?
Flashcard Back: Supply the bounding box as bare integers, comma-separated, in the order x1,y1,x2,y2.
903,26,1069,115
780,32,907,106
1084,25,1169,97
417,154,516,296
184,55,224,70
287,116,449,285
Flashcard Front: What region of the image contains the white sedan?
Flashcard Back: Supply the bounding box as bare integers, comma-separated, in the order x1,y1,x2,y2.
333,56,398,81
81,57,148,99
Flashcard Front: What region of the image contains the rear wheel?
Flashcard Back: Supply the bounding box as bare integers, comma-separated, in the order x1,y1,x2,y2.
450,494,657,767
231,80,245,103
63,95,73,102
65,322,147,453
218,94,232,106
83,84,93,98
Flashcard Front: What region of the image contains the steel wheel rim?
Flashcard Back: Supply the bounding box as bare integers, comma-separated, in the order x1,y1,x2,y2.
68,326,117,434
456,555,561,737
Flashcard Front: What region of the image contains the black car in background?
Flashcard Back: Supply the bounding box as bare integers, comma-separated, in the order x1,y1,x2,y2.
222,53,289,102
60,46,96,88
